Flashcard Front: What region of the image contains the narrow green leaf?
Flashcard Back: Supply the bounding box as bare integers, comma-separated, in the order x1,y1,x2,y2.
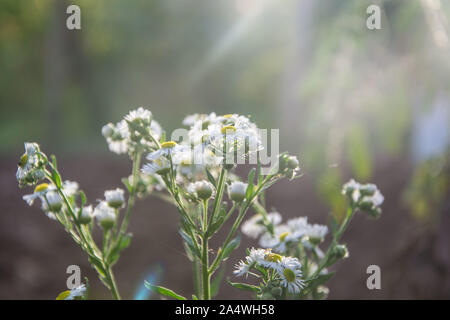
144,281,187,300
220,235,240,262
246,168,255,199
206,168,217,188
79,190,87,206
210,265,226,298
305,271,335,288
227,278,260,293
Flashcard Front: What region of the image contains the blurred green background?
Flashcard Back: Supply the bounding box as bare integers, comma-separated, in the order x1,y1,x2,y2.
1,0,449,299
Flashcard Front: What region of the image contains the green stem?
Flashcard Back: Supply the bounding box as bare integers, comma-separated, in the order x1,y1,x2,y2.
309,206,356,279
105,265,121,300
201,234,210,300
201,199,210,300
208,167,226,231
209,176,272,274
117,152,141,238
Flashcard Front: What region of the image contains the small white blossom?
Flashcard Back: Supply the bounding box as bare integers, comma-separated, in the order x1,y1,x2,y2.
228,181,248,202
104,188,125,208
94,201,116,230
66,284,86,300
241,212,282,239
78,205,93,224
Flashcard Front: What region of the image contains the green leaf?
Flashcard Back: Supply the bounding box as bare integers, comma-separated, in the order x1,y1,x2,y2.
227,278,260,293
79,190,87,206
179,229,200,259
220,235,240,262
329,214,339,236
210,265,226,298
305,271,335,288
192,294,199,300
206,168,217,188
108,233,132,265
121,177,132,193
144,281,187,300
246,168,256,199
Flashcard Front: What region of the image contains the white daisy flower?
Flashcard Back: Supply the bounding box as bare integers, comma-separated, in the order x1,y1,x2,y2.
94,201,116,230
104,188,125,209
304,224,328,245
124,107,152,123
277,260,304,294
146,141,185,161
142,157,171,176
23,183,50,206
259,223,303,253
66,284,87,300
233,260,251,277
259,249,284,270
241,212,282,239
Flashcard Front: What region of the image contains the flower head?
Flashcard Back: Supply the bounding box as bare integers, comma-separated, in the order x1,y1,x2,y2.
228,181,248,202
104,188,125,209
94,201,116,230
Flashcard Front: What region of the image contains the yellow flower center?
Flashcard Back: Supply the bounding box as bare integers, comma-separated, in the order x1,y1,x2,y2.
223,114,233,118
180,159,191,166
221,125,236,134
19,154,28,167
279,232,290,242
264,253,282,263
34,183,49,193
161,141,177,149
283,268,296,282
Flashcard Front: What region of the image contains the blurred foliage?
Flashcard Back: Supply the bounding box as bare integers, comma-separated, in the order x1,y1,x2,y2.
404,149,450,222
0,0,449,221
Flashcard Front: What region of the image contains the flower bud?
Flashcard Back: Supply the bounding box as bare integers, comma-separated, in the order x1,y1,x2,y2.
105,188,125,209
46,191,63,212
286,156,299,170
94,201,116,230
332,244,349,260
191,180,214,200
229,181,247,202
270,287,282,297
78,205,93,224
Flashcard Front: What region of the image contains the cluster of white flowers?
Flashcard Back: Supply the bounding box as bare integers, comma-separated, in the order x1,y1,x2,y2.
342,179,384,217
102,107,162,156
22,181,79,220
93,188,125,229
242,214,328,254
234,248,305,294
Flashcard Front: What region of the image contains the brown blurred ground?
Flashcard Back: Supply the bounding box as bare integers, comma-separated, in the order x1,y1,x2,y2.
1,155,449,300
